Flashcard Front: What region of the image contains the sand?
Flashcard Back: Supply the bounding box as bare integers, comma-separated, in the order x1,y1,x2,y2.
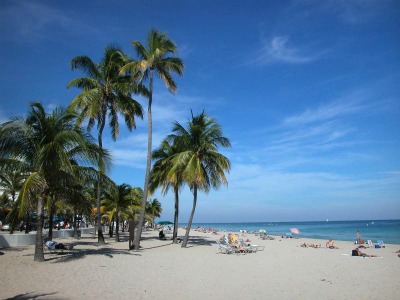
0,228,399,300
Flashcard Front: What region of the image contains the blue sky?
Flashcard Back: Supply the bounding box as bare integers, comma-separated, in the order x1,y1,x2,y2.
1,0,399,222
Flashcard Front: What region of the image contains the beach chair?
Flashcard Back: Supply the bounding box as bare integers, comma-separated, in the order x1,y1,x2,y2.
215,241,236,254
217,245,236,254
251,244,265,251
377,240,386,248
367,240,374,248
238,240,258,253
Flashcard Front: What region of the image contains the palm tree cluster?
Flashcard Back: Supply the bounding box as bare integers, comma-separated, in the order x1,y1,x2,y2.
0,28,231,261
0,103,108,261
150,111,231,247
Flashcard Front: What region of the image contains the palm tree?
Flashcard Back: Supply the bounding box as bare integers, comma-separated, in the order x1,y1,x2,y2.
67,45,145,244
125,187,143,249
121,29,184,250
146,198,162,228
0,102,108,261
150,140,183,243
167,111,231,248
0,169,26,234
0,170,25,202
103,182,133,242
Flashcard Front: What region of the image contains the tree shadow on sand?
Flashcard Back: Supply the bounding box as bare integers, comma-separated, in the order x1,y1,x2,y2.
46,246,140,263
4,291,67,300
183,236,215,248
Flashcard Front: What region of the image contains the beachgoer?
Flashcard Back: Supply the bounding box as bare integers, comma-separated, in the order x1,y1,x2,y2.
352,247,377,257
230,234,238,244
326,239,338,249
356,231,364,244
45,240,65,250
159,230,166,240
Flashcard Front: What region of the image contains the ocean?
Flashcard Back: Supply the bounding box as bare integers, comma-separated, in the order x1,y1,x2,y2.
185,219,400,245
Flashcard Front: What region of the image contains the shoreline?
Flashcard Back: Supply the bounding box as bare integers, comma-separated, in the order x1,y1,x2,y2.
184,219,400,244
1,228,399,299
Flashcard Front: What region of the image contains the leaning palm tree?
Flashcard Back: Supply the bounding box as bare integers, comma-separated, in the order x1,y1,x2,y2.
150,140,183,243
167,111,231,248
0,102,108,261
121,29,184,250
67,45,145,244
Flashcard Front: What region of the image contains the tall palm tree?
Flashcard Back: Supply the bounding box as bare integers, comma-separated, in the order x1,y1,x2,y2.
0,102,108,261
150,140,183,243
168,111,231,248
121,29,184,250
67,45,145,244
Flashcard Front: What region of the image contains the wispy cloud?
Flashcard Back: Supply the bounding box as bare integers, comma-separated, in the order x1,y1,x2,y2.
284,99,367,127
0,1,97,43
251,36,317,65
231,87,391,174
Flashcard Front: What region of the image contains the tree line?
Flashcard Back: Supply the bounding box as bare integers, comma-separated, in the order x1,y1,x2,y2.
0,29,231,262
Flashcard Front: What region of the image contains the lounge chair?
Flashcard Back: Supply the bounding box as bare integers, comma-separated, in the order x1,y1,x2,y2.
238,240,258,253
367,240,374,248
250,243,265,251
215,241,237,254
377,240,386,248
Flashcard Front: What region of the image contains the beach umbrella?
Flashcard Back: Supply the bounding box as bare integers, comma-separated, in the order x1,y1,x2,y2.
290,228,300,235
157,221,174,225
259,229,266,233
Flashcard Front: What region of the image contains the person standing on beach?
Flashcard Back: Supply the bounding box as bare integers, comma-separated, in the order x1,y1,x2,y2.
356,231,364,244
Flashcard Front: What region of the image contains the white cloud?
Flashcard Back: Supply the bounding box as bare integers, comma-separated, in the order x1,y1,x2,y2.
251,36,317,65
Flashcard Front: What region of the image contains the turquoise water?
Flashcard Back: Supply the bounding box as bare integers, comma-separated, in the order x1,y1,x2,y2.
184,220,400,244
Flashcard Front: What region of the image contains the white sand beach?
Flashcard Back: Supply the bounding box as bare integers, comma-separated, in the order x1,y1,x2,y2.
1,228,399,300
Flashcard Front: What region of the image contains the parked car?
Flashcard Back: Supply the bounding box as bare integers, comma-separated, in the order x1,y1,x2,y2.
1,224,11,231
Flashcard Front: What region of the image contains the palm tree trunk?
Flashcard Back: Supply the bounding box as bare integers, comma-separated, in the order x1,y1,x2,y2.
182,186,197,248
73,208,79,239
96,116,106,245
34,196,45,262
128,220,135,249
109,216,114,238
48,199,56,240
24,212,29,234
115,208,120,242
133,69,153,250
173,186,179,243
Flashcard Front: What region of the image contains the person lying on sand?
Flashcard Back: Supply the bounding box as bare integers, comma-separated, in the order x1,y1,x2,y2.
326,239,339,249
352,247,377,257
45,240,73,250
300,243,322,248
